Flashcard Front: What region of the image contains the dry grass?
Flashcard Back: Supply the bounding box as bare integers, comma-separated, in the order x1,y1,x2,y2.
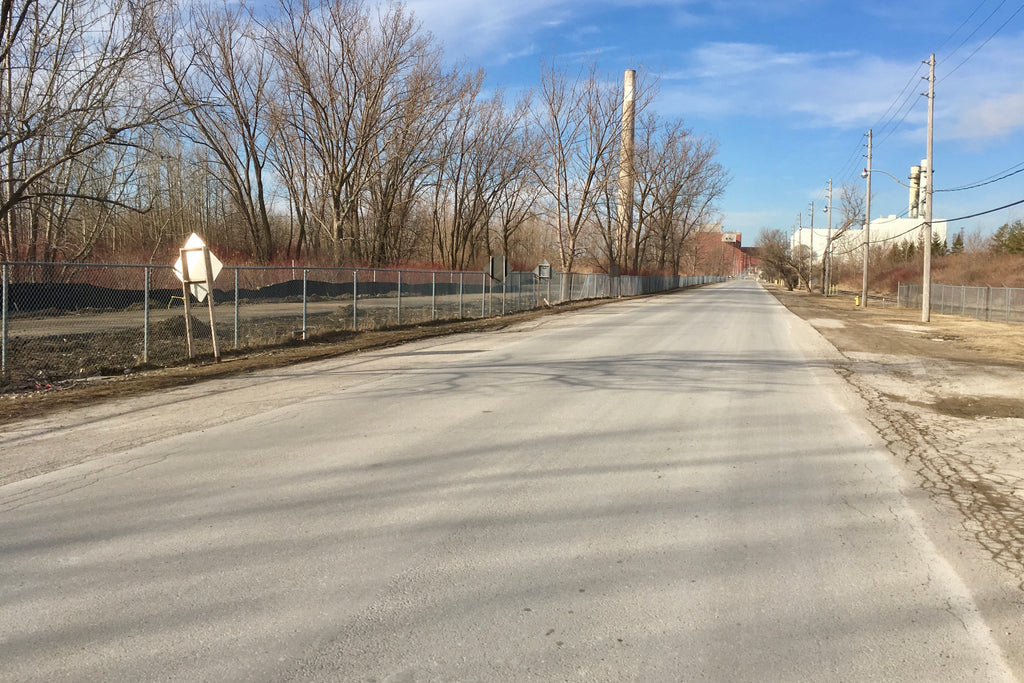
867,252,1024,292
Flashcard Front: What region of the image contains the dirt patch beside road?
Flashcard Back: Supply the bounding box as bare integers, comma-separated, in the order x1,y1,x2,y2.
0,299,614,426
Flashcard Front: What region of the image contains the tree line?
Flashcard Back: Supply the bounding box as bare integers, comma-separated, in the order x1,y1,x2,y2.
0,0,729,276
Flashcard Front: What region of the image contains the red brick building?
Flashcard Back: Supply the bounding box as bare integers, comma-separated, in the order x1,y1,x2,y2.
683,231,760,277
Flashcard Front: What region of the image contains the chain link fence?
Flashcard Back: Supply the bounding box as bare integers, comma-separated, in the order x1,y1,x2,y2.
1,261,723,390
897,282,1024,324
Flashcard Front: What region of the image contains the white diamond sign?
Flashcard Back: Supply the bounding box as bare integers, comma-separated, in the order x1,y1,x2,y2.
173,233,222,302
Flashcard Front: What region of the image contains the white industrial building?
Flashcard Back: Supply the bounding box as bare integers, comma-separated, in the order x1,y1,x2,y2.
792,159,947,259
792,216,948,260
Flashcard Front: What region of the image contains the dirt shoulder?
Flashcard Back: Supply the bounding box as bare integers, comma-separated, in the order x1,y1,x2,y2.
0,298,615,426
770,285,1024,673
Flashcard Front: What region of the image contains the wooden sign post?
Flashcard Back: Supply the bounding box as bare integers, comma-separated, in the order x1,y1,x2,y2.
173,233,223,362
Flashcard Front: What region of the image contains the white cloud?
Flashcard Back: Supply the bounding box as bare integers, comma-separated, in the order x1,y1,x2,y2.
404,0,570,60
405,1,1024,147
658,42,927,131
956,89,1024,139
939,33,1024,141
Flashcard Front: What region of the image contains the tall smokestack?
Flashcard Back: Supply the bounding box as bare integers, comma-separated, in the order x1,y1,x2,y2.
918,158,929,219
616,69,636,274
908,165,921,218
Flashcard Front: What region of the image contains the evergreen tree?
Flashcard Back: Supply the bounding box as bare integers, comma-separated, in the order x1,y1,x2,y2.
951,230,964,254
990,220,1024,255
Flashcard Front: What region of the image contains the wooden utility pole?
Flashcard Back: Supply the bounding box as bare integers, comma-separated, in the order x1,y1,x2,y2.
861,129,872,308
809,200,815,275
922,53,935,323
824,178,833,296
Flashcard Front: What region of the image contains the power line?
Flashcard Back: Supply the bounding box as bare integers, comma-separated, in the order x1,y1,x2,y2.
945,198,1024,221
815,199,1023,257
820,0,1024,230
874,86,924,148
940,0,1010,66
934,1,993,55
869,62,926,138
941,2,1024,81
936,162,1024,192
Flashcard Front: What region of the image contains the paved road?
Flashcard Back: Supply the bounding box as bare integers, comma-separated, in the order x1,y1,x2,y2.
0,280,1015,681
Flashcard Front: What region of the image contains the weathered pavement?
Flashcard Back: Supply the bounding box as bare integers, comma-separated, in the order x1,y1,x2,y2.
1,280,1018,681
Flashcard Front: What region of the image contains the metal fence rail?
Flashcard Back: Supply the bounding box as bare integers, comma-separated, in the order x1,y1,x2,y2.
897,282,1024,324
0,261,724,389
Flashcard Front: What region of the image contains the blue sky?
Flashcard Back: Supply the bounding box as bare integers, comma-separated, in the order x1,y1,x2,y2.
404,0,1024,242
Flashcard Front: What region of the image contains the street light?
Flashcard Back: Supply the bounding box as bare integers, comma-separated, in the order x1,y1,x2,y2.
864,168,910,187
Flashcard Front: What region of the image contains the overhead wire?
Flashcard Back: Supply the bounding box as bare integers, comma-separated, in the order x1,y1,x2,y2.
812,2,1024,241
936,162,1024,192
939,0,1009,65
940,2,1024,81
934,1,992,55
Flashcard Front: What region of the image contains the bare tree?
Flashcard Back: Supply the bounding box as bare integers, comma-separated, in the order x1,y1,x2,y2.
431,85,537,270
533,59,621,275
628,117,728,275
268,0,437,265
153,0,278,261
819,182,862,293
490,120,541,266
758,227,813,291
267,83,318,260
0,0,179,262
486,96,539,266
362,56,465,266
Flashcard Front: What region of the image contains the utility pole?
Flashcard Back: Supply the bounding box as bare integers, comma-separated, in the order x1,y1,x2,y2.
809,201,815,285
796,212,802,254
860,129,872,308
922,54,935,323
824,179,832,296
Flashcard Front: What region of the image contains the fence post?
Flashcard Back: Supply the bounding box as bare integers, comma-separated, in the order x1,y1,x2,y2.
985,286,991,322
353,270,358,331
302,269,308,340
1007,286,1011,322
397,270,402,325
431,273,436,320
2,263,8,380
143,266,150,364
459,272,463,319
502,276,506,315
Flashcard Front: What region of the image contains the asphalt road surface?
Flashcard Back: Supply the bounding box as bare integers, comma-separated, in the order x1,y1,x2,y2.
0,280,1016,681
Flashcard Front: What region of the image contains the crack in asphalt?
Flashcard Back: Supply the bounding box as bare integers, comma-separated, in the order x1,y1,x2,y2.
838,357,1024,589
